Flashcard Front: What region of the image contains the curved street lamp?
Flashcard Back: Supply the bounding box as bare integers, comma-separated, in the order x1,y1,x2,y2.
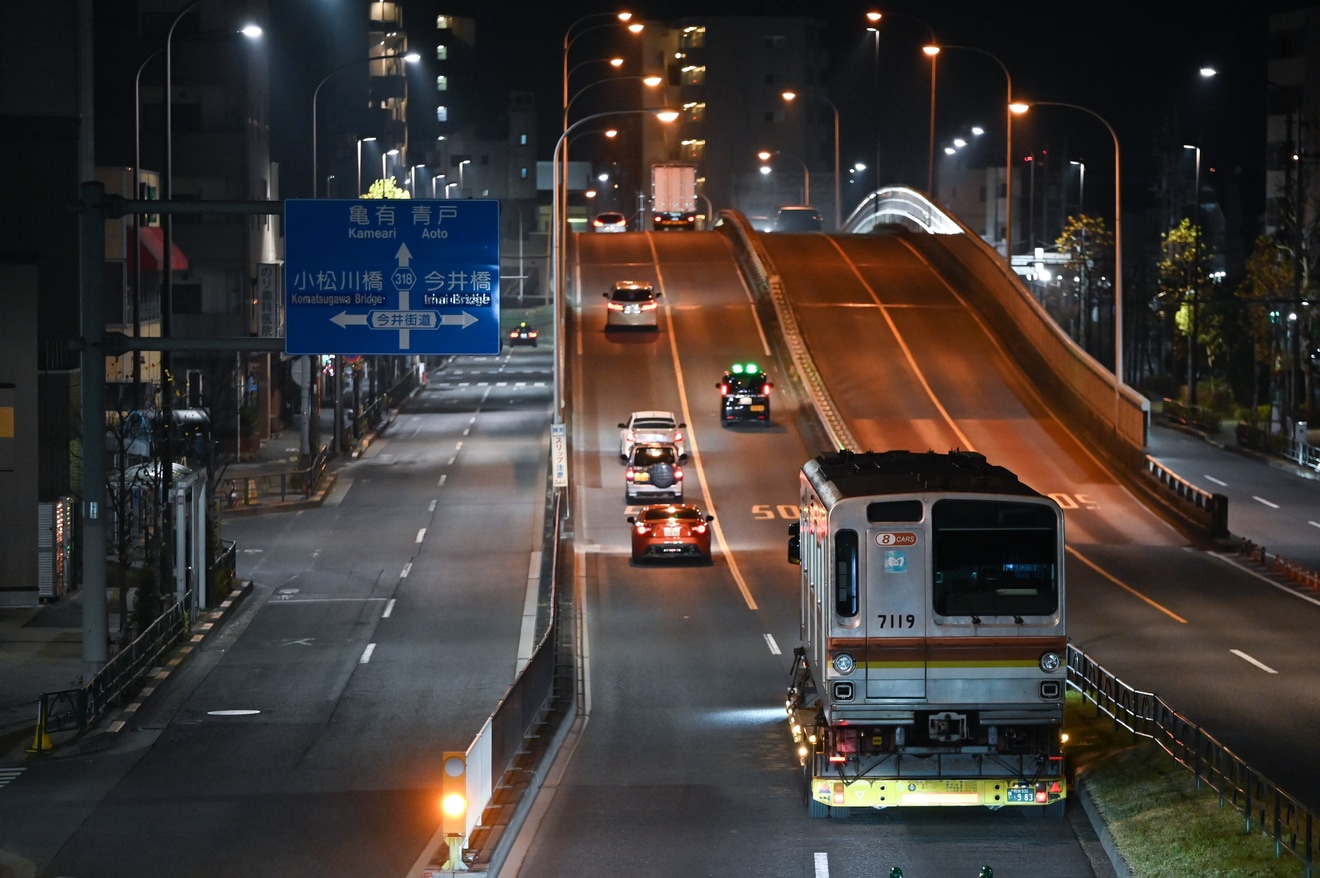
551,108,679,428
866,11,937,195
781,90,839,229
312,51,419,197
924,43,1014,264
1012,100,1124,407
758,149,810,205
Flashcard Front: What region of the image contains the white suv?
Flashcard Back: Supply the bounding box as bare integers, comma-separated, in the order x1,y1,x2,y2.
624,443,684,504
619,411,687,461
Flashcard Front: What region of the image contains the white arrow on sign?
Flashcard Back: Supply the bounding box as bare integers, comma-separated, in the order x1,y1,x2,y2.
396,242,413,267
440,311,479,328
331,311,369,328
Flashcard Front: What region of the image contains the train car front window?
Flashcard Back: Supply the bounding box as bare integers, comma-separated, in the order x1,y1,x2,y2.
834,529,859,617
931,499,1058,617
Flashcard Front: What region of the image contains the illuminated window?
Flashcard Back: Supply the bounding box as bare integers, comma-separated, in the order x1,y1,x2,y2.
683,102,705,123
436,15,452,29
436,105,448,122
436,75,448,91
680,65,706,86
436,44,448,61
679,26,706,49
681,139,706,161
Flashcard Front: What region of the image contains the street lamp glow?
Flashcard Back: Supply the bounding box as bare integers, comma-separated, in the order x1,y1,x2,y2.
780,90,840,228
1200,66,1217,78
240,24,263,38
1012,100,1124,402
609,57,624,68
642,74,663,87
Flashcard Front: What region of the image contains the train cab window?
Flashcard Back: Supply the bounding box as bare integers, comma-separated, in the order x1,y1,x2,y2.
866,500,923,522
834,529,859,617
931,500,1058,618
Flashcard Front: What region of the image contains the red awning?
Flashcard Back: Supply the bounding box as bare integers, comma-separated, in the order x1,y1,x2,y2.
130,226,189,272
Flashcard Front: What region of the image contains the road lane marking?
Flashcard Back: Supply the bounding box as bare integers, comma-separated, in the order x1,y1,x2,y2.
825,236,975,452
360,643,376,664
1067,546,1187,623
1309,521,1320,530
649,236,758,611
416,528,426,543
1205,475,1227,486
815,852,829,878
383,599,396,618
429,499,437,512
1230,649,1277,674
1252,496,1280,509
764,633,781,655
400,561,412,578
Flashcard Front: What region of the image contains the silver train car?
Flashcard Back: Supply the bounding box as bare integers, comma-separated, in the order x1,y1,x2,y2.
786,449,1067,817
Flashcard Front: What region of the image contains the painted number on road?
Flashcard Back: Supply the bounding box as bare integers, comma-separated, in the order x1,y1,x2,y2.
753,504,799,520
1048,493,1099,510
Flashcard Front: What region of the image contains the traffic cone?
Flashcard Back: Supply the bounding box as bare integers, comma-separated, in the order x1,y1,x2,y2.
27,723,52,753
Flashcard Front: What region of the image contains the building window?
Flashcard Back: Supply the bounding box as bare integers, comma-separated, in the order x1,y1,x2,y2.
520,167,528,180
681,65,706,86
679,26,705,49
436,15,452,30
436,75,448,92
765,35,786,49
436,44,448,61
519,133,528,145
436,105,448,122
683,102,705,124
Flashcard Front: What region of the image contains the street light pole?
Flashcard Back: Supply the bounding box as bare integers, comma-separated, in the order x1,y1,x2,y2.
383,148,399,189
925,44,1013,264
1013,101,1123,406
552,108,678,427
868,11,937,199
356,136,375,195
1183,143,1201,408
780,91,839,229
312,52,418,197
758,150,809,205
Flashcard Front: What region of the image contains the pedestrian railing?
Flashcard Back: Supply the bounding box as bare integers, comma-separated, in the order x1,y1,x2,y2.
32,593,192,753
1068,644,1318,876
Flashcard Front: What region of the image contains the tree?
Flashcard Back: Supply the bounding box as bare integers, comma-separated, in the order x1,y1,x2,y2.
362,178,411,199
1236,236,1296,427
1155,218,1218,403
1054,214,1114,358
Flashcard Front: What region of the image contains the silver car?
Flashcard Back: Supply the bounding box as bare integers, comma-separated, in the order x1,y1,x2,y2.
624,443,684,504
603,281,661,330
619,410,687,461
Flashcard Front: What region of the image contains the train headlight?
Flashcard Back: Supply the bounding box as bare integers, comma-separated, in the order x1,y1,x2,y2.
831,652,855,675
1039,651,1062,672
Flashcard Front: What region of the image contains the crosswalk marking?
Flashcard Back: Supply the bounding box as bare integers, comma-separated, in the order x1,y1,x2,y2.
0,767,25,789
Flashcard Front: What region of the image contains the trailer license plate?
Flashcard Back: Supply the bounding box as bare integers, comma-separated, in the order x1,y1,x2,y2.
1007,786,1036,803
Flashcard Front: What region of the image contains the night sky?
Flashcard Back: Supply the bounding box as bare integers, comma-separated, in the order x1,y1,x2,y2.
466,0,1292,216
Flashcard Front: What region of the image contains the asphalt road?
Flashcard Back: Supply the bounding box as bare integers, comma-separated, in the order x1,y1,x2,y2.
0,351,554,878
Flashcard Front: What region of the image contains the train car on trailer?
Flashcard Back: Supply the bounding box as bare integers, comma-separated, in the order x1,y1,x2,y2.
786,449,1068,817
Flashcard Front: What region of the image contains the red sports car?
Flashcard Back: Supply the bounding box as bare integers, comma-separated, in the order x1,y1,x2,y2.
626,504,715,564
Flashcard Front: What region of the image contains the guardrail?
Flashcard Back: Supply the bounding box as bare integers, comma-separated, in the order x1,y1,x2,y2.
1068,643,1318,876
1144,454,1229,538
32,592,193,752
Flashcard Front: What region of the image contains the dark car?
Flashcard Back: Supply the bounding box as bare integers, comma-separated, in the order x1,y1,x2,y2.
627,504,715,563
507,321,539,347
774,205,823,232
717,362,772,426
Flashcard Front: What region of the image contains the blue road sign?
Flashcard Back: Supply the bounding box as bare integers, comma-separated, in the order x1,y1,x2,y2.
285,199,500,355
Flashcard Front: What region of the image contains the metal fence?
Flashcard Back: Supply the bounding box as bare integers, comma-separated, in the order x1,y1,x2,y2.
33,592,193,752
1067,643,1318,876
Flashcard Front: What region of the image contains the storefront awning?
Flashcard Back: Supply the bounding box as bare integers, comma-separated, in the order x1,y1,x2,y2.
130,226,189,272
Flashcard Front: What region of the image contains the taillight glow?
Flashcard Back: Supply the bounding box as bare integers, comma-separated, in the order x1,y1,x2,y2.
639,301,657,311
625,467,636,482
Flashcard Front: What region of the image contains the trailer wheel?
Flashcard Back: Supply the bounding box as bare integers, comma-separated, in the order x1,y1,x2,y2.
803,763,830,819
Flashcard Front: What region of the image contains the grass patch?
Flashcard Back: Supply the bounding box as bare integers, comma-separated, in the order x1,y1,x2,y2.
1067,692,1301,877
